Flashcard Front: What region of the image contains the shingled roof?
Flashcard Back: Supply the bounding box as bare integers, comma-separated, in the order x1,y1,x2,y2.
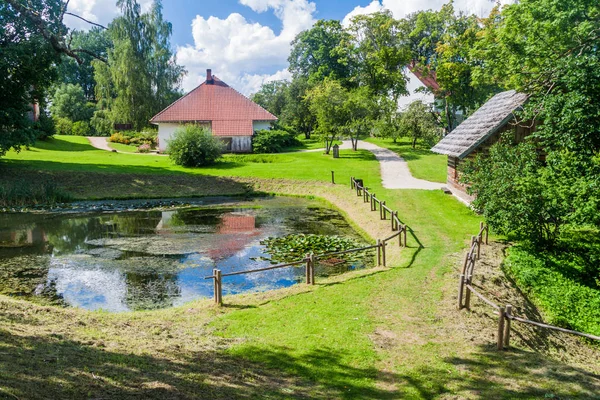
431,90,529,159
150,70,277,136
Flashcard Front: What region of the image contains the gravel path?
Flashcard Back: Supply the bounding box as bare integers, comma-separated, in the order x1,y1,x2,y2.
87,136,114,152
304,140,444,190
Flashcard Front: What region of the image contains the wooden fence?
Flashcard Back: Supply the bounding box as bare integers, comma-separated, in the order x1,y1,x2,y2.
204,176,409,305
457,223,600,350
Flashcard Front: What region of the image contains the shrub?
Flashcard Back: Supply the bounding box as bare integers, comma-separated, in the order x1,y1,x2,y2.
53,117,73,135
137,143,151,153
71,121,91,136
167,125,223,167
109,132,130,144
253,129,300,153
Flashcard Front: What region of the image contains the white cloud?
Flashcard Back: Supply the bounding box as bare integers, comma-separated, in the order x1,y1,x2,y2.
177,0,316,95
63,0,153,30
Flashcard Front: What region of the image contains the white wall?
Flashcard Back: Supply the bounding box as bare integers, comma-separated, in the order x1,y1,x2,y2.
253,121,272,132
156,122,209,152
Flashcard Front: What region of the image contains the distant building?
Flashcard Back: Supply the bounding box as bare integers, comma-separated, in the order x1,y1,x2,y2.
431,90,532,204
150,69,277,153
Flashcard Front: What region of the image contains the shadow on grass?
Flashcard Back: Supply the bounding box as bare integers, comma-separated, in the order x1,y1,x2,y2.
2,328,599,399
396,345,600,399
0,328,398,399
35,137,101,152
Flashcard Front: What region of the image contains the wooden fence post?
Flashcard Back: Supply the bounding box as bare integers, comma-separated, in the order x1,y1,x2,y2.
350,176,354,189
382,240,387,267
403,225,407,248
373,195,377,211
485,224,489,245
363,187,369,203
370,193,374,211
305,253,311,284
213,269,223,305
464,257,472,310
504,304,512,348
458,273,465,309
309,253,316,285
497,306,506,350
381,201,386,220
331,170,335,184
377,239,382,266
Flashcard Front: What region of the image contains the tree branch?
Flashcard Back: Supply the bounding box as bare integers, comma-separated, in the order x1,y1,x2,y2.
64,12,107,30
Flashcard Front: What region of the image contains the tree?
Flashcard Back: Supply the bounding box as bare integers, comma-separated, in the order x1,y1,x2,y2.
56,27,112,101
399,101,441,148
94,0,184,130
0,0,61,156
289,20,354,87
373,97,402,142
283,77,316,139
50,84,94,122
306,79,348,154
251,80,289,118
342,87,375,151
346,11,410,102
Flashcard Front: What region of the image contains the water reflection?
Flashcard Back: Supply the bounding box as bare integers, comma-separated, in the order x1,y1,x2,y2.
0,198,369,311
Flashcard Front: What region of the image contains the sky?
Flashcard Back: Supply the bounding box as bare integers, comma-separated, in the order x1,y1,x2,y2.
63,0,505,99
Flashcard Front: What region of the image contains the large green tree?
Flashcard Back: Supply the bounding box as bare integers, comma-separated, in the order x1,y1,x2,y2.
50,83,94,122
288,20,354,87
346,11,410,102
0,0,61,155
94,0,184,130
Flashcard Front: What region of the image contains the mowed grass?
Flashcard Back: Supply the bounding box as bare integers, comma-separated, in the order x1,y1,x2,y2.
0,135,598,398
3,136,379,186
107,140,140,153
365,137,447,183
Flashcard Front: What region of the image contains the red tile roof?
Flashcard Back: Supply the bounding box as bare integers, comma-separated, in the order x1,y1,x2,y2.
408,61,441,92
150,75,277,136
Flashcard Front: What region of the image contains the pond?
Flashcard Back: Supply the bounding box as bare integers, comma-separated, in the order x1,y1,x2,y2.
0,197,372,312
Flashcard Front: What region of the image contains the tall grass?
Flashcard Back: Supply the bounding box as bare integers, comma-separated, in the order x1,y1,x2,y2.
0,181,72,207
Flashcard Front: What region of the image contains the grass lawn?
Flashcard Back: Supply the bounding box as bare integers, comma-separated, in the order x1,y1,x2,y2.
0,135,598,399
365,137,447,183
107,140,140,153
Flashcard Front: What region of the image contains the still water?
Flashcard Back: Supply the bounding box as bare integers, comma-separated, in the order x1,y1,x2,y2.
0,197,369,312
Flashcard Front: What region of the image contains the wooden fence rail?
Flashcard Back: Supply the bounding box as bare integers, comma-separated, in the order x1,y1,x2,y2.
457,223,600,350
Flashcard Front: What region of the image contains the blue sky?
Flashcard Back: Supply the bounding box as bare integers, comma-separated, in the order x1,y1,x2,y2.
64,0,502,97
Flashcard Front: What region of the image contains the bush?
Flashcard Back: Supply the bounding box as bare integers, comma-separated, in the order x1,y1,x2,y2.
253,129,300,153
53,117,73,135
137,143,151,153
109,132,130,144
71,121,91,136
167,125,223,167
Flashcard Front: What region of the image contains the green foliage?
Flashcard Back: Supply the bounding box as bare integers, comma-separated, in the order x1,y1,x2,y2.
398,101,442,148
346,11,410,101
93,0,184,130
33,113,56,140
167,125,223,167
109,130,157,147
461,138,561,245
53,117,74,135
251,80,289,118
0,180,72,208
0,0,61,156
90,109,113,137
504,244,600,336
252,130,300,154
71,121,91,136
50,84,95,122
288,20,354,87
55,27,112,101
260,234,371,263
137,144,151,153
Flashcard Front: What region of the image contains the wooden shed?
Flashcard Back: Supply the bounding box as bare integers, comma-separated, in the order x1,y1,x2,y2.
431,90,531,204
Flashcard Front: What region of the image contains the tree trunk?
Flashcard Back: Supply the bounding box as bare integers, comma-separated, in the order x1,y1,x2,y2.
325,138,331,154
351,137,358,151
412,136,417,149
